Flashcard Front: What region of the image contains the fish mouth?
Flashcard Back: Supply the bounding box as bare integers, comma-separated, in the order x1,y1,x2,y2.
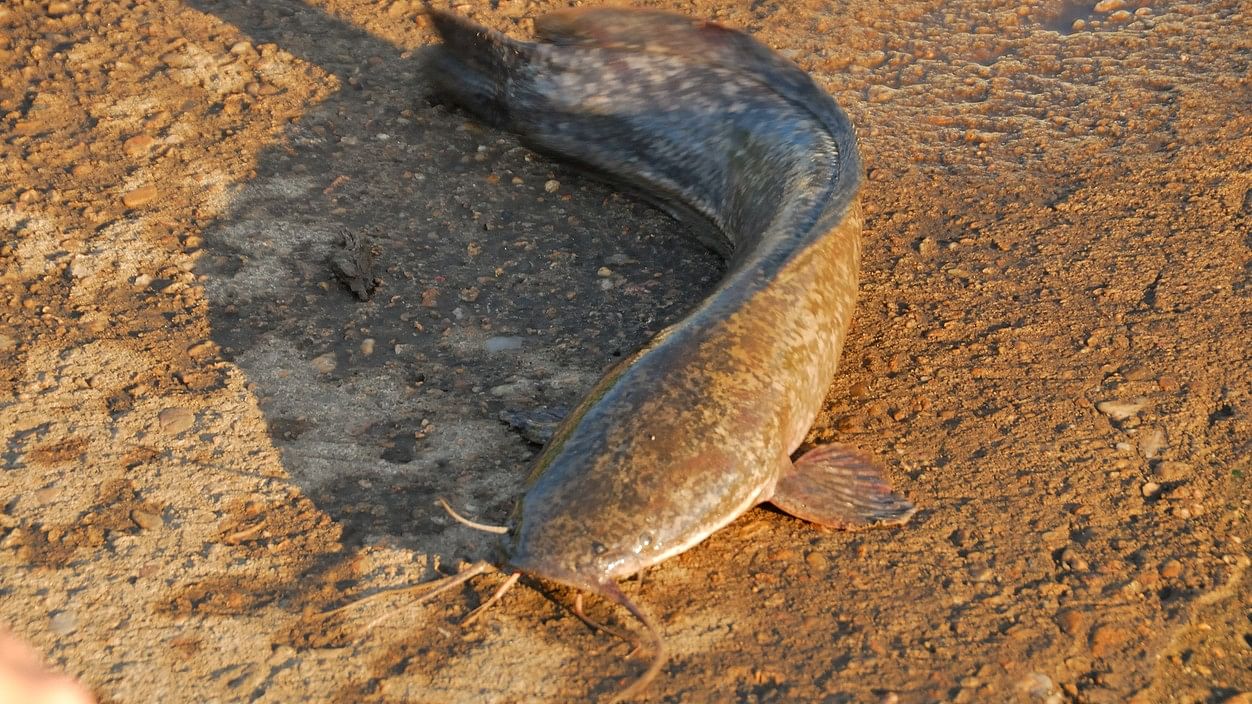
504,551,643,595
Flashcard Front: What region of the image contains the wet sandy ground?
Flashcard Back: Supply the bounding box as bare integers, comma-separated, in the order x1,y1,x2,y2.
1,0,1249,701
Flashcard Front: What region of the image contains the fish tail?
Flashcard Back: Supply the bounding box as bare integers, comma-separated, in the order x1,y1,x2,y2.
425,9,531,130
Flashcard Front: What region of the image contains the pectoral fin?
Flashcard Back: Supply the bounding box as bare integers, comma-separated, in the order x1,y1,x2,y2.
770,444,916,529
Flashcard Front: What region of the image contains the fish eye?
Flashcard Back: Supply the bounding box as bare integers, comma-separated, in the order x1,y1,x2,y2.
591,541,607,555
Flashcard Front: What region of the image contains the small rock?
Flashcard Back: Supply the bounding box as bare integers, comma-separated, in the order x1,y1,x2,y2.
131,509,163,530
834,415,865,432
1093,0,1124,11
1107,9,1132,21
459,287,480,302
544,179,560,193
122,185,158,208
868,84,898,104
49,611,77,636
46,1,74,16
918,237,937,256
1152,461,1191,482
1060,547,1089,571
134,273,153,288
489,378,539,398
1159,559,1183,578
1137,426,1166,459
157,407,195,434
359,338,375,356
1018,672,1054,699
596,266,613,278
1090,623,1130,657
1056,609,1085,636
1096,399,1145,421
0,334,15,353
485,336,523,353
1141,481,1161,498
420,287,439,308
123,134,155,157
971,566,994,583
310,352,337,374
69,255,94,278
187,340,215,358
805,552,829,571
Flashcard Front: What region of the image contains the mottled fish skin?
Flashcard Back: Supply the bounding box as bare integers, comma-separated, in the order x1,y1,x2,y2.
429,9,874,595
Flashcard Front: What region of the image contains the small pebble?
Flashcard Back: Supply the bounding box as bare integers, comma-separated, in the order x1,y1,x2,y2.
1152,461,1191,481
1060,547,1089,571
1056,609,1085,636
46,1,74,16
49,611,77,636
1137,426,1166,458
157,407,195,434
544,179,560,193
122,185,158,208
310,352,337,374
123,134,155,157
1141,481,1161,498
596,267,613,278
1090,623,1129,657
1159,559,1182,578
1018,672,1053,698
485,336,523,353
359,338,375,356
835,415,865,432
805,552,829,571
131,509,163,530
1093,0,1124,11
1096,399,1145,420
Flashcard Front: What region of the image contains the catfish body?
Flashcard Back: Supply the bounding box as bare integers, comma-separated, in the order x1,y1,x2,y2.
429,6,913,612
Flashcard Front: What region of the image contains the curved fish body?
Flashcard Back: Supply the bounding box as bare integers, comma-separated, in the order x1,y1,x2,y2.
429,9,913,602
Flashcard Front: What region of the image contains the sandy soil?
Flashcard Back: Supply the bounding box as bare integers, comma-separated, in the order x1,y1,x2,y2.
1,0,1249,702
